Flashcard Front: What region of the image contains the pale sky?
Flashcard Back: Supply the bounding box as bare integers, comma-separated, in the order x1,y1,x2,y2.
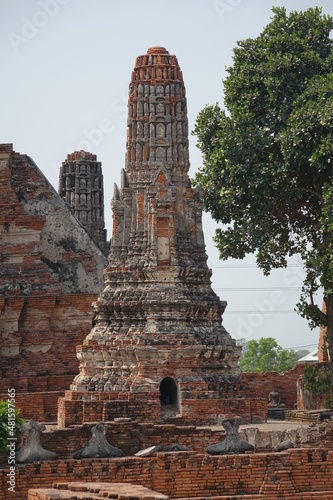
1,0,332,351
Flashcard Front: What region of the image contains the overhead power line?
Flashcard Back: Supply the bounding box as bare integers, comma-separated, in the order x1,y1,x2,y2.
224,310,296,314
284,343,318,350
214,287,302,291
210,264,303,269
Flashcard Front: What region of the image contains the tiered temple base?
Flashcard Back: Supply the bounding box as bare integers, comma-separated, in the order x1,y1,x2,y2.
58,389,267,427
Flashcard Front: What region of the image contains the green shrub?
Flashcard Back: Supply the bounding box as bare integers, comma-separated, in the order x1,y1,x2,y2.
0,400,24,456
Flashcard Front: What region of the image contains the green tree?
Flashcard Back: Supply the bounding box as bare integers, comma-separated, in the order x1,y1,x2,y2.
193,7,333,397
239,337,298,373
0,400,24,456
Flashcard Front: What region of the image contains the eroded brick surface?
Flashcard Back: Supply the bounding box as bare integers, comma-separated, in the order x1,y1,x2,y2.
28,482,169,500
0,145,106,414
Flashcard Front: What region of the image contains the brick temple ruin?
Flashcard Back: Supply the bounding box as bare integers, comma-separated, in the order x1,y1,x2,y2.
0,144,107,421
57,46,271,427
1,47,333,499
58,151,109,256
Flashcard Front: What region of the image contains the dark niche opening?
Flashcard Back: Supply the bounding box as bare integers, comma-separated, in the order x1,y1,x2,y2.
160,376,178,406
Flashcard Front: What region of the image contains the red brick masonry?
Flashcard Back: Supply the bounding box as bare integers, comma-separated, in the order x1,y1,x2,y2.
1,448,333,499
57,390,267,427
28,482,168,500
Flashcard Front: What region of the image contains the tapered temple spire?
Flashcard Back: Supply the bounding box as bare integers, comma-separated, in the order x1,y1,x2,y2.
58,151,108,255
62,47,240,424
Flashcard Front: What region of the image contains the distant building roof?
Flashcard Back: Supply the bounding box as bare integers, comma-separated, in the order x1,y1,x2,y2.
297,349,318,363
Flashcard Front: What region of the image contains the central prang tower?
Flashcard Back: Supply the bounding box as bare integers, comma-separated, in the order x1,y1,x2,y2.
59,47,242,427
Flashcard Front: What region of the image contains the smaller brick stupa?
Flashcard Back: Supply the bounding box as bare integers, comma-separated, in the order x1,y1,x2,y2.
59,151,108,255
58,47,255,428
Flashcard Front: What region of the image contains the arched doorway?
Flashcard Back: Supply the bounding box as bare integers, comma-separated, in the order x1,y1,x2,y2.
160,377,178,407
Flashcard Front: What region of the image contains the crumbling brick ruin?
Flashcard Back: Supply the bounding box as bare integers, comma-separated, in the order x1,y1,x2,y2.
1,47,333,500
57,46,270,427
58,151,108,256
0,144,106,420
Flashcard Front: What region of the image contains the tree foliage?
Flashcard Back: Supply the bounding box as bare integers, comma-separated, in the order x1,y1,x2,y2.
303,363,331,408
239,337,297,373
193,7,333,396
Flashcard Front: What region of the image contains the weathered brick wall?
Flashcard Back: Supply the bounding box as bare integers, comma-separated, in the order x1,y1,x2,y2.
180,397,266,424
34,420,309,460
0,417,311,470
241,364,304,409
13,422,228,461
1,449,333,499
57,391,161,427
0,392,65,422
0,295,97,396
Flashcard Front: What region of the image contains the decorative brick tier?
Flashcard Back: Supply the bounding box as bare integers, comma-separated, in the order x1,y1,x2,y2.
2,449,333,499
